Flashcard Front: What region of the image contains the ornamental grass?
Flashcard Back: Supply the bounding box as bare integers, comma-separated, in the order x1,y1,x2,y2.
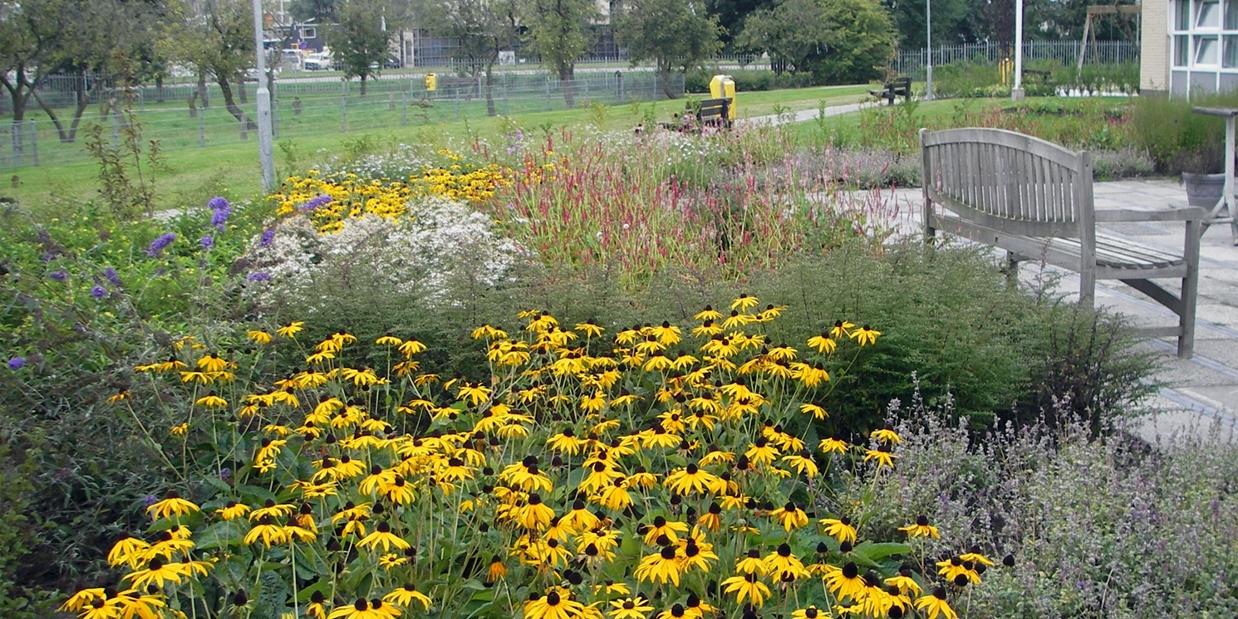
64,297,1003,619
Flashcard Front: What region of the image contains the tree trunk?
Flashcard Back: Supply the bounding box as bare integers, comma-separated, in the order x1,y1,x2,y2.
485,64,496,117
559,65,575,109
156,76,165,103
216,77,257,131
658,63,676,99
237,77,248,104
197,72,210,108
360,75,368,96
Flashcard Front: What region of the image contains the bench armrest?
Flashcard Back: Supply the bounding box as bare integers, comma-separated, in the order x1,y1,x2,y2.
1093,207,1208,223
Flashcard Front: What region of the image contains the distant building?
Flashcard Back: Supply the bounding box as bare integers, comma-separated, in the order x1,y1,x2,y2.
1142,0,1238,96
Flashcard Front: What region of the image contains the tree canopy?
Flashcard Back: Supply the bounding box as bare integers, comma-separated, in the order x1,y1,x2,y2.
616,0,724,98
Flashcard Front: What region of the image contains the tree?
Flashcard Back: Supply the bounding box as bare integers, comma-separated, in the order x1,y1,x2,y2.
705,0,772,48
615,0,723,98
290,0,338,23
426,0,519,115
525,0,598,107
884,0,983,50
335,0,398,95
0,0,64,130
737,0,894,84
177,0,257,130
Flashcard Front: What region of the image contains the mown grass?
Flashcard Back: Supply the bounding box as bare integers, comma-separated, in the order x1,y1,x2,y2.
3,84,872,215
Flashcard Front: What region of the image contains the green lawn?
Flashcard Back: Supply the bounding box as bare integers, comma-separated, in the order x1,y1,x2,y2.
1,84,872,214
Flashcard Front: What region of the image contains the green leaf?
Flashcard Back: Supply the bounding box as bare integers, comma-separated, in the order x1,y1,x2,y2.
196,520,245,550
852,542,910,563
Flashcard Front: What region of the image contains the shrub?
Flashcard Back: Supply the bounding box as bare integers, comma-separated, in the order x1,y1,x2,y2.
846,393,1238,618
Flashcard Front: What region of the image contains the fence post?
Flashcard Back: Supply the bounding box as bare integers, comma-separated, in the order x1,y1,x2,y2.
198,105,206,148
27,120,37,167
503,83,509,116
455,87,461,120
272,98,280,139
110,109,119,151
11,120,21,168
341,79,348,133
545,79,551,112
402,89,408,125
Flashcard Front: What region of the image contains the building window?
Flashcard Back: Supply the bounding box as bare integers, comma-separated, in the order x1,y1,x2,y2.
1176,35,1191,66
1178,0,1193,30
1199,0,1221,27
302,26,317,39
1197,35,1220,65
1227,0,1238,28
1225,34,1238,66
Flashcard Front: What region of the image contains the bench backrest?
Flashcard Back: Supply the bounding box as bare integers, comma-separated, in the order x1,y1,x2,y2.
692,98,731,119
919,127,1093,238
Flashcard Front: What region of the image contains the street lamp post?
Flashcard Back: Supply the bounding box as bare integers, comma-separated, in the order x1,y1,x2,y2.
925,0,933,101
251,0,275,192
1012,0,1025,100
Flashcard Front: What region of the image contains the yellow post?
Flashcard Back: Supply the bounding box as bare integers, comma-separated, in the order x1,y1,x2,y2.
709,75,736,121
425,73,437,92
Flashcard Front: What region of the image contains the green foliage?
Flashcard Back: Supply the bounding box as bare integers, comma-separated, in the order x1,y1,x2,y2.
614,0,724,98
684,68,814,92
524,0,597,81
1128,91,1238,174
82,89,164,221
737,0,895,85
334,0,398,93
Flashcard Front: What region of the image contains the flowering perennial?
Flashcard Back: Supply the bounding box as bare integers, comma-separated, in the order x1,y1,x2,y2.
76,297,1001,619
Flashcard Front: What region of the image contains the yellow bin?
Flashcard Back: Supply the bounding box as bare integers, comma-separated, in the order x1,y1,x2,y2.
709,75,736,121
425,72,437,92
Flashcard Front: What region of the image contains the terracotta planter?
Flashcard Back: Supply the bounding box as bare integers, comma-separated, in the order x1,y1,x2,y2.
1183,172,1226,208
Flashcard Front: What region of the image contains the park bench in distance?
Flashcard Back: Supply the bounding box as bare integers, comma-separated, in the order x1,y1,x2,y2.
659,97,733,131
869,77,911,105
920,127,1205,358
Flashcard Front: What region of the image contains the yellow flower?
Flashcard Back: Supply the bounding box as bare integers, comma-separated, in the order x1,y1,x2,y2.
358,522,410,552
634,546,683,586
730,294,759,312
829,320,854,339
806,332,837,354
216,502,250,521
870,426,902,445
124,558,192,590
170,423,189,436
769,502,809,531
107,534,150,569
609,597,654,619
195,392,227,408
720,572,770,607
820,517,858,544
275,321,304,338
59,588,106,612
383,583,432,610
914,588,959,619
864,447,897,468
248,330,273,344
899,515,941,539
147,492,199,520
850,325,881,346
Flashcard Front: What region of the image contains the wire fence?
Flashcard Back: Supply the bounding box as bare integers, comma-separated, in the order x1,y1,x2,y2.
0,71,683,171
894,40,1140,79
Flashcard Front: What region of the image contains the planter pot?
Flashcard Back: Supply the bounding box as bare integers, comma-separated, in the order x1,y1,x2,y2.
1183,172,1226,208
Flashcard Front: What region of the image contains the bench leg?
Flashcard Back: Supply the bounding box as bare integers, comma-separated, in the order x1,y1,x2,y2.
1078,267,1096,309
1180,218,1202,359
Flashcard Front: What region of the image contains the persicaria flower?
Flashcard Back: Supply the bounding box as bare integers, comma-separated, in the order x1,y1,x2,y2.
147,233,177,257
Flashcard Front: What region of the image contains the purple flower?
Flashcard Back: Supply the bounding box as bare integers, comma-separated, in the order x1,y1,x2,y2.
207,197,230,212
299,195,333,212
48,271,67,281
219,467,231,480
103,267,121,286
199,235,214,250
40,252,56,262
7,357,25,370
210,209,229,231
90,285,107,299
259,228,275,247
142,495,158,508
247,271,271,282
146,233,177,257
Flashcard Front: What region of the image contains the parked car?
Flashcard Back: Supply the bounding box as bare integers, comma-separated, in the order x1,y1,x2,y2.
304,52,332,71
281,49,303,71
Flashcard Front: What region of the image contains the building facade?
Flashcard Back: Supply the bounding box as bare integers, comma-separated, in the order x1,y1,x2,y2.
1144,0,1238,96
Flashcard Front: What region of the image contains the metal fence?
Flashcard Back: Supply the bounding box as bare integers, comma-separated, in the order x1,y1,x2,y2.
0,71,683,171
894,40,1140,79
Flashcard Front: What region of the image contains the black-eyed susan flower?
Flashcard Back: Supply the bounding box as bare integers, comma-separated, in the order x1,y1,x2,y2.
885,566,922,596
818,436,849,455
720,572,770,607
575,319,605,338
485,556,507,582
791,606,825,619
731,294,759,312
870,425,902,445
634,545,683,586
899,515,941,539
328,598,386,619
914,587,958,619
820,516,858,544
124,558,192,589
276,322,303,338
641,516,688,545
59,588,106,613
850,325,881,346
734,548,768,575
744,437,780,466
694,305,723,322
146,491,199,520
609,596,653,619
113,589,169,619
656,603,689,619
664,463,718,496
829,320,854,339
524,589,583,619
960,547,995,567
806,332,837,354
305,590,328,619
244,515,288,547
769,502,809,531
763,543,808,579
383,583,431,610
358,521,410,552
864,445,897,468
824,561,865,600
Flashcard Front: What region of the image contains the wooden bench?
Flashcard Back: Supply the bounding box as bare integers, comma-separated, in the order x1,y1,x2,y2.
869,77,911,105
659,97,732,131
920,127,1205,358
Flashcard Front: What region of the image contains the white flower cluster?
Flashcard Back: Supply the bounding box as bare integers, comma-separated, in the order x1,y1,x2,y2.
316,143,433,180
243,196,528,311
